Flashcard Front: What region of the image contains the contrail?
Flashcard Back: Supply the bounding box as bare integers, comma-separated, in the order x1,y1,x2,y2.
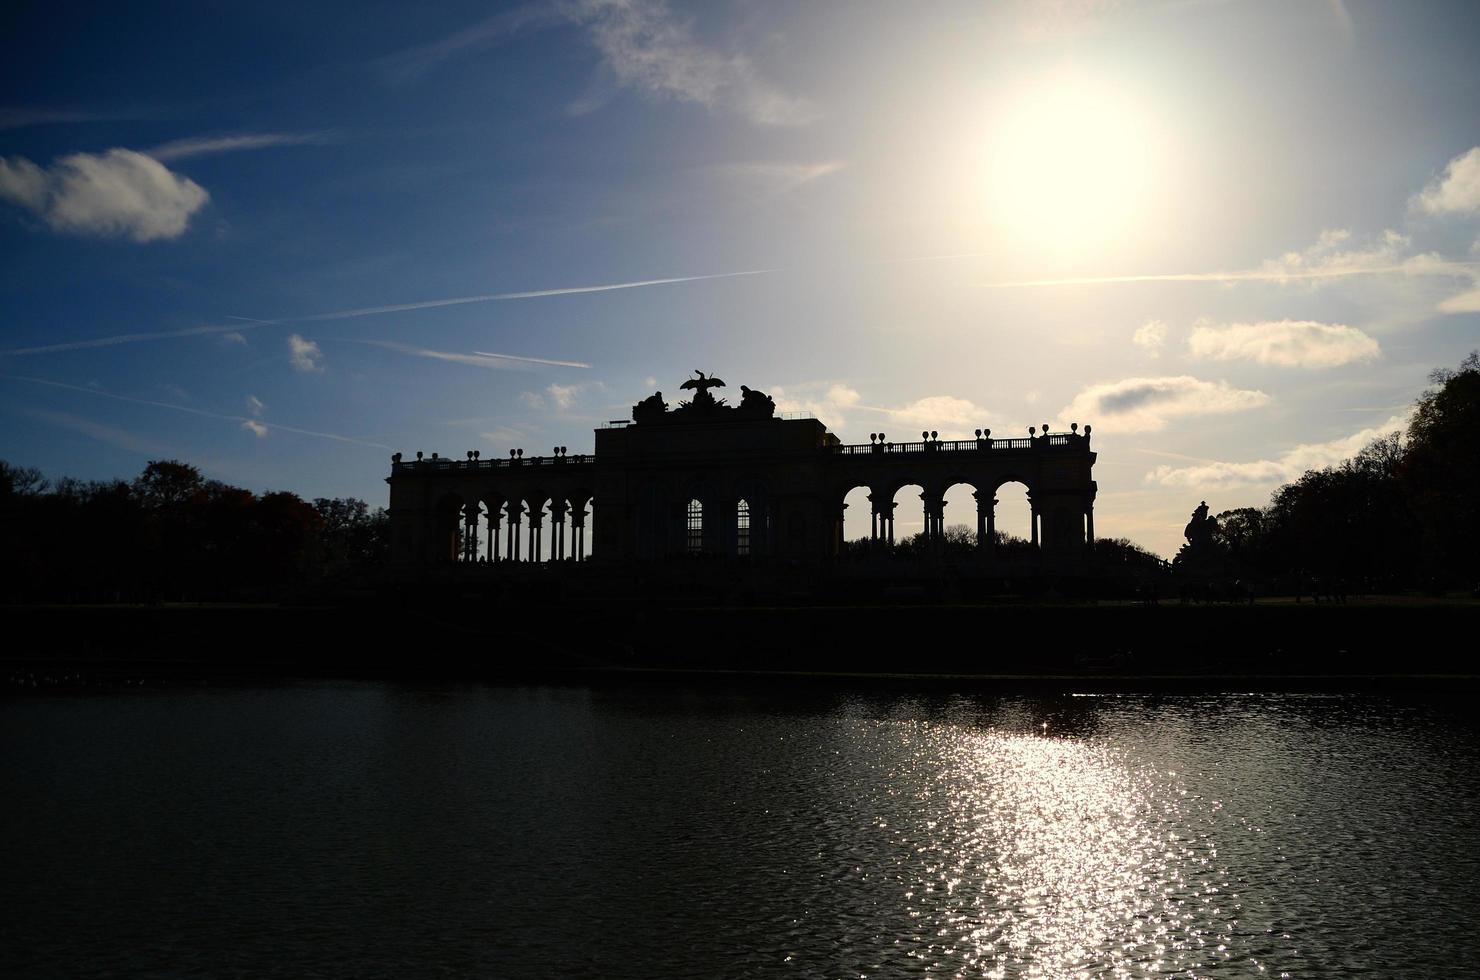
359,340,591,370
1,374,393,449
2,323,254,357
469,350,590,368
300,269,775,322
979,262,1478,289
0,268,775,358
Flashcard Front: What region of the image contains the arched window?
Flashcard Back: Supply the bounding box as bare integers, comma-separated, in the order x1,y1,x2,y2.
736,499,751,556
686,498,703,554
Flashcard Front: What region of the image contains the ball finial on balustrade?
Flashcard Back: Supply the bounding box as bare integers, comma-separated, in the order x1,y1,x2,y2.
1029,426,1036,436
930,430,938,440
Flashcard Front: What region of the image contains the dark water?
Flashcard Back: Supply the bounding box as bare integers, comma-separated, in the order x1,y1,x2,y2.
3,682,1478,979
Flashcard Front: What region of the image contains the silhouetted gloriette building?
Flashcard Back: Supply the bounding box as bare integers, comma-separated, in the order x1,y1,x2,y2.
387,373,1097,568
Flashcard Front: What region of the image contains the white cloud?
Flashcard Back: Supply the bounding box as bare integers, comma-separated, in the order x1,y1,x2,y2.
1132,319,1167,355
240,420,269,438
567,0,817,126
1146,414,1409,489
375,0,815,126
221,332,248,346
546,383,579,410
770,383,1001,439
881,395,986,439
0,148,208,241
771,382,864,425
1414,146,1480,216
1438,287,1480,313
246,394,265,416
1253,228,1442,282
643,376,658,388
478,425,528,447
522,381,602,412
1060,376,1270,433
288,334,323,372
146,132,332,162
1188,319,1380,368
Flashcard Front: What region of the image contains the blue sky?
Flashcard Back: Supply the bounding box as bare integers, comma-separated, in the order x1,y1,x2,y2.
3,0,1480,555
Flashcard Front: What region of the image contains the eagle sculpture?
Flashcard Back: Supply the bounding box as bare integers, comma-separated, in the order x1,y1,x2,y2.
679,370,726,395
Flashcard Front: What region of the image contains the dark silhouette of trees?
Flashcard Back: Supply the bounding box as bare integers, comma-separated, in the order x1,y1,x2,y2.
1201,351,1479,592
314,496,391,567
1405,351,1480,582
0,458,389,602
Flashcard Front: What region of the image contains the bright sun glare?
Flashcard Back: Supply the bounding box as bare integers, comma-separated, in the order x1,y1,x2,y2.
982,73,1161,257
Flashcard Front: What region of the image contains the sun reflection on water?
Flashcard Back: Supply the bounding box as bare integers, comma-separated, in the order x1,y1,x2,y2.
870,720,1248,979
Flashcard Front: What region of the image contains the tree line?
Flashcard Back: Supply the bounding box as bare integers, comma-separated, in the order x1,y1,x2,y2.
1204,352,1479,592
0,459,388,602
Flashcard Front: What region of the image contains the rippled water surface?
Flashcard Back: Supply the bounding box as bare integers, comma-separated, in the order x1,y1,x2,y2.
4,683,1478,978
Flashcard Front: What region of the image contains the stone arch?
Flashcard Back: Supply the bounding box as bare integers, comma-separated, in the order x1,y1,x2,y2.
889,481,927,550
990,475,1036,549
939,479,983,552
839,482,875,554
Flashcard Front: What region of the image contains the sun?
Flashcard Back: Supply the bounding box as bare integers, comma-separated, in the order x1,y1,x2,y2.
980,72,1162,258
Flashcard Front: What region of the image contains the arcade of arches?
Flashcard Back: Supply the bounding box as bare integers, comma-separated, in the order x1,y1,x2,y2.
387,377,1096,567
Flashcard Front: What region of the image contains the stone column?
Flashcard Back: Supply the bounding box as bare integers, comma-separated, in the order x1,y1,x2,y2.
1086,503,1095,550
528,506,542,563
508,502,522,561
920,489,944,549
1029,494,1040,547
463,506,478,562
551,501,568,560
572,506,588,561
973,490,988,549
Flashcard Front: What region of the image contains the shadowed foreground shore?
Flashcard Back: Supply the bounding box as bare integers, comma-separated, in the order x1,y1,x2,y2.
6,597,1478,690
